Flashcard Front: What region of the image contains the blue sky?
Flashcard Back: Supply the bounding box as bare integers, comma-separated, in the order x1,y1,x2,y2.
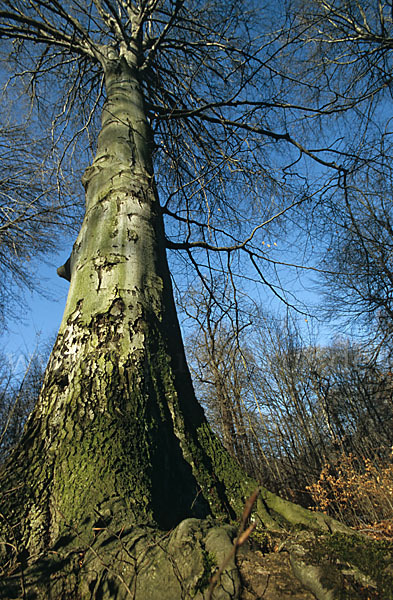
1,250,70,374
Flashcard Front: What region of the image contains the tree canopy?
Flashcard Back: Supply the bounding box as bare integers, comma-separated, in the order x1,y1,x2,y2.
2,1,393,335
0,0,348,317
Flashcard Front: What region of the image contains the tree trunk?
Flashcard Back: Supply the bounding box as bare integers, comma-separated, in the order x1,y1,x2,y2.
2,54,238,544
0,54,353,600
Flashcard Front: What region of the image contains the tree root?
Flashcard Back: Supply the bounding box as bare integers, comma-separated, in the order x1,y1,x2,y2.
0,518,240,600
2,490,391,599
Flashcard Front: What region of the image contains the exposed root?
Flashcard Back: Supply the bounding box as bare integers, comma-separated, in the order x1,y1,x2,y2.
0,518,240,600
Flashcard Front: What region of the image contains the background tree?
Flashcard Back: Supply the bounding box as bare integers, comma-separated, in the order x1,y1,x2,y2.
0,120,77,325
184,284,262,478
321,178,393,356
0,343,48,458
279,0,393,350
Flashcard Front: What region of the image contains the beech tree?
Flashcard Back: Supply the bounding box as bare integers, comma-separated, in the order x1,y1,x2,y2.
0,2,373,599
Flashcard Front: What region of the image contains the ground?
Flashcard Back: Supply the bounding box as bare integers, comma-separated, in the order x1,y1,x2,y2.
237,528,393,600
238,547,315,599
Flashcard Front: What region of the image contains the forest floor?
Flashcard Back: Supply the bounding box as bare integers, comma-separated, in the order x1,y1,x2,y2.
234,527,393,600
238,547,315,599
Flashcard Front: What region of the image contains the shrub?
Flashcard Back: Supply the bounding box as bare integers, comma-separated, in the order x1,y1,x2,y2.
307,450,393,537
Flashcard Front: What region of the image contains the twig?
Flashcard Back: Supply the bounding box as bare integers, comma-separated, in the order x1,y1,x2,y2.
207,487,260,600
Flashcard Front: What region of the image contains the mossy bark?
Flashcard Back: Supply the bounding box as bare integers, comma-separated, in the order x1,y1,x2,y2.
1,54,236,546
0,49,353,599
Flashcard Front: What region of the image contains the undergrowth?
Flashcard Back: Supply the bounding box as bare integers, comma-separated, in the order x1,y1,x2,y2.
306,450,393,538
